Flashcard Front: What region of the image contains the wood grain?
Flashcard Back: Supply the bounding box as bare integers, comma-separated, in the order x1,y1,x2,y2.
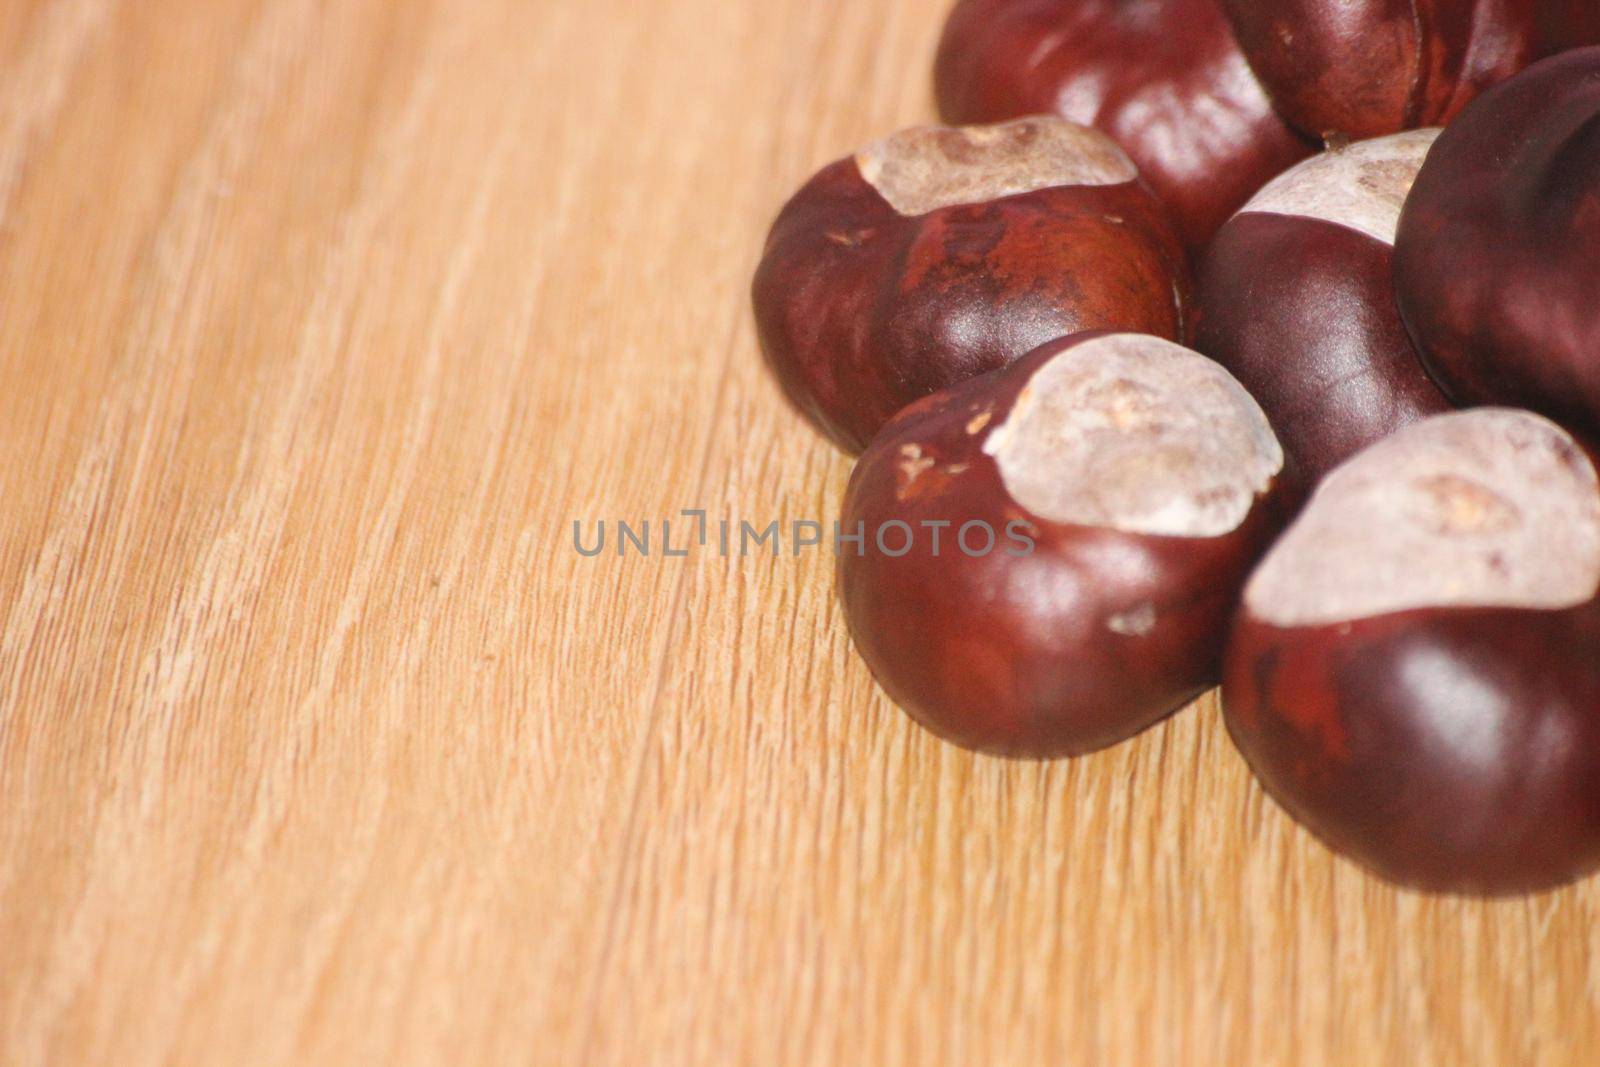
0,1,1596,1064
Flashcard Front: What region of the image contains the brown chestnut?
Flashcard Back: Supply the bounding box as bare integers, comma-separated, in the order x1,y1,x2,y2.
752,116,1190,454
840,331,1290,757
1394,48,1600,442
933,0,1313,250
1224,409,1600,895
1196,129,1453,484
1221,0,1600,140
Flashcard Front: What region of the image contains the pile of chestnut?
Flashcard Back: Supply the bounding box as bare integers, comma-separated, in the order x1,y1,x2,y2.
752,1,1600,897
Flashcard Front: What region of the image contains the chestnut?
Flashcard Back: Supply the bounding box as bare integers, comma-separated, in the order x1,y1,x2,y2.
752,116,1190,454
1195,129,1453,484
1221,0,1600,140
1394,48,1600,442
933,0,1313,250
1223,409,1600,895
839,331,1290,757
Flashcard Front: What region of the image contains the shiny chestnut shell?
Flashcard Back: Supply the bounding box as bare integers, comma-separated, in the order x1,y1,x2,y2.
1394,48,1600,442
840,331,1290,757
1196,130,1452,483
934,0,1313,250
752,117,1189,454
1221,0,1600,140
1223,409,1600,895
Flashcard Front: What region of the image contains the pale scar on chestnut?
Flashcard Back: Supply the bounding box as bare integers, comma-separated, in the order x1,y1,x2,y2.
896,443,937,500
1413,474,1519,536
1246,409,1600,626
1107,603,1159,636
856,115,1138,217
981,333,1282,537
824,228,872,247
1239,128,1441,246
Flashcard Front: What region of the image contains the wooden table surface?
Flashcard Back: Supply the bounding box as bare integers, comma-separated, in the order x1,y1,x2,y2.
2,1,1597,1063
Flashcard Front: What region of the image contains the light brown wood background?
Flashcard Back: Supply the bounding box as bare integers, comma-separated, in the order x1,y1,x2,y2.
0,0,1596,1064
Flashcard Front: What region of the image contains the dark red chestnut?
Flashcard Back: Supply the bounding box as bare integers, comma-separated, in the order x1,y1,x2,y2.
1222,0,1600,140
1196,129,1453,484
752,116,1190,454
934,0,1313,250
1394,48,1600,442
840,331,1290,757
1224,409,1600,895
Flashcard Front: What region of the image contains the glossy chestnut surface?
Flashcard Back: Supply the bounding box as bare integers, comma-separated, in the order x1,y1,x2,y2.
840,331,1289,757
934,0,1312,251
1196,130,1452,483
752,117,1190,454
1222,0,1600,140
1394,48,1600,441
1224,409,1600,894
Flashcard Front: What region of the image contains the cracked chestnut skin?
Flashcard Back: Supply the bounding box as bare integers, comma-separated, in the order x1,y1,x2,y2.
934,0,1313,250
752,122,1190,454
1196,139,1453,483
839,332,1293,758
1394,49,1600,440
1221,0,1600,140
